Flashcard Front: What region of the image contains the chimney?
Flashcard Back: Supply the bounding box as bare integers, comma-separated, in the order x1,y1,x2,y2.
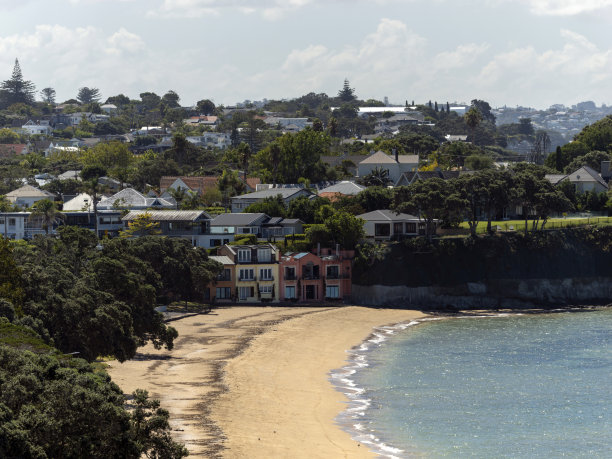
317,242,321,257
601,161,611,181
336,243,340,258
393,148,398,163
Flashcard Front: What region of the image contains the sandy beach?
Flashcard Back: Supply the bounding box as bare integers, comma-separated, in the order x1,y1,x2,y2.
107,306,427,458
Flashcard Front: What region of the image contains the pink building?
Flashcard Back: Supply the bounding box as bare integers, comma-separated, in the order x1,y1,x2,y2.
279,246,354,302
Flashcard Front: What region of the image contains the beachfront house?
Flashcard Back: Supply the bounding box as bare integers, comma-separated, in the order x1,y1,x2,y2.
218,243,280,303
280,246,354,302
207,255,236,303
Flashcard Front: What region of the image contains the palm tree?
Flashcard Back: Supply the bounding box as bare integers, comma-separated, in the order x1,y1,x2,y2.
362,166,392,187
81,166,107,238
30,199,64,235
464,107,482,145
269,143,281,187
168,186,188,208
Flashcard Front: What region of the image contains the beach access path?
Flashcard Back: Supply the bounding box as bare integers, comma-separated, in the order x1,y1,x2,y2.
107,306,427,458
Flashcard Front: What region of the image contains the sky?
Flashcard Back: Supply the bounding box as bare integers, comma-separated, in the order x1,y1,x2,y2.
1,0,612,109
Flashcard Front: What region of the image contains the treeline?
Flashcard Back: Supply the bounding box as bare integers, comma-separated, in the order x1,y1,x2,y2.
0,229,222,456
0,322,189,458
1,227,221,362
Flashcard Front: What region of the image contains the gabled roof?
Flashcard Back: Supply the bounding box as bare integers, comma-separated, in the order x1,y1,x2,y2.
98,188,175,210
6,184,55,199
318,181,365,196
159,176,219,192
211,212,269,226
566,166,608,188
357,209,420,222
359,151,419,165
122,210,211,222
232,187,311,200
62,193,94,211
359,150,398,164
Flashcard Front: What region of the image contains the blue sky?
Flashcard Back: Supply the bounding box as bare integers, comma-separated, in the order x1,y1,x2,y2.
1,0,612,109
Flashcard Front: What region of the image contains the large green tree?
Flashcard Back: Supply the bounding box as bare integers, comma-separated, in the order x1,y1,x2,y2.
77,87,101,104
0,59,36,108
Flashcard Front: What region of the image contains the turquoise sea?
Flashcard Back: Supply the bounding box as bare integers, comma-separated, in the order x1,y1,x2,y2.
332,309,612,458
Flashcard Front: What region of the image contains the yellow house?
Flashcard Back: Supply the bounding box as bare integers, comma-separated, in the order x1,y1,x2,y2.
217,243,280,303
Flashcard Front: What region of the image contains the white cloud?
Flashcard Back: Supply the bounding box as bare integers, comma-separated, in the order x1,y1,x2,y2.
106,27,145,54
517,0,612,16
476,29,612,104
0,25,152,101
148,0,315,19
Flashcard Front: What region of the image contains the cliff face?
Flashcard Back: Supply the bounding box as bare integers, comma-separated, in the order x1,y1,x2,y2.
352,228,612,308
352,278,612,308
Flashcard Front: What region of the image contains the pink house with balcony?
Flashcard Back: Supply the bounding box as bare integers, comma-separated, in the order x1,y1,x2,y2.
279,246,354,302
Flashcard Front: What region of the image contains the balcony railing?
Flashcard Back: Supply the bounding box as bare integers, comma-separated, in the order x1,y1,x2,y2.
284,274,297,281
216,275,232,282
238,275,256,281
259,276,274,281
302,273,320,280
324,273,350,280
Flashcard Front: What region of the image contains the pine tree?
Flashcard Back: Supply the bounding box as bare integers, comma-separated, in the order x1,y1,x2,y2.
338,79,356,102
0,59,36,108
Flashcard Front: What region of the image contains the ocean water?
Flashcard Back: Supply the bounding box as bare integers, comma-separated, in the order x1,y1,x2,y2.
332,310,612,458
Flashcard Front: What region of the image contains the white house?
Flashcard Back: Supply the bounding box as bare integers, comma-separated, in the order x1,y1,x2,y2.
0,212,29,239
22,120,52,136
358,151,419,184
5,185,56,208
546,166,609,194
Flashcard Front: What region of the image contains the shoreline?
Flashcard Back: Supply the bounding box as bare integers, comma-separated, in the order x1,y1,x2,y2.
107,306,427,457
106,305,607,457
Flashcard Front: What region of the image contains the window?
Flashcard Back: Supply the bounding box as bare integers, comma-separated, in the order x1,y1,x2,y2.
239,286,254,300
216,287,231,299
406,222,417,233
241,227,250,234
217,269,231,281
239,268,254,280
257,248,271,262
210,239,222,247
393,222,403,234
259,268,272,280
285,286,296,299
326,265,339,279
238,249,251,262
375,223,390,236
259,285,273,294
285,267,296,280
326,285,340,298
8,218,16,226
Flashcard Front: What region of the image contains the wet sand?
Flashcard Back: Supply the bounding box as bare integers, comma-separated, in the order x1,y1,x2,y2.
107,306,426,458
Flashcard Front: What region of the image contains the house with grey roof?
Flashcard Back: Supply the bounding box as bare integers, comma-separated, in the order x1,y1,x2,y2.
395,170,462,187
545,166,609,194
357,209,425,241
209,213,269,246
318,181,365,201
262,217,304,239
122,210,212,247
230,187,313,213
97,188,176,211
5,185,56,208
358,151,419,185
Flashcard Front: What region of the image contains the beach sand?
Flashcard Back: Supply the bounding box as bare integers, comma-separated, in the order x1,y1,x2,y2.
107,306,426,458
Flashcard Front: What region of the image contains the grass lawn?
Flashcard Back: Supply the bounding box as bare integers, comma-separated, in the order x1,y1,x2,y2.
458,216,612,234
